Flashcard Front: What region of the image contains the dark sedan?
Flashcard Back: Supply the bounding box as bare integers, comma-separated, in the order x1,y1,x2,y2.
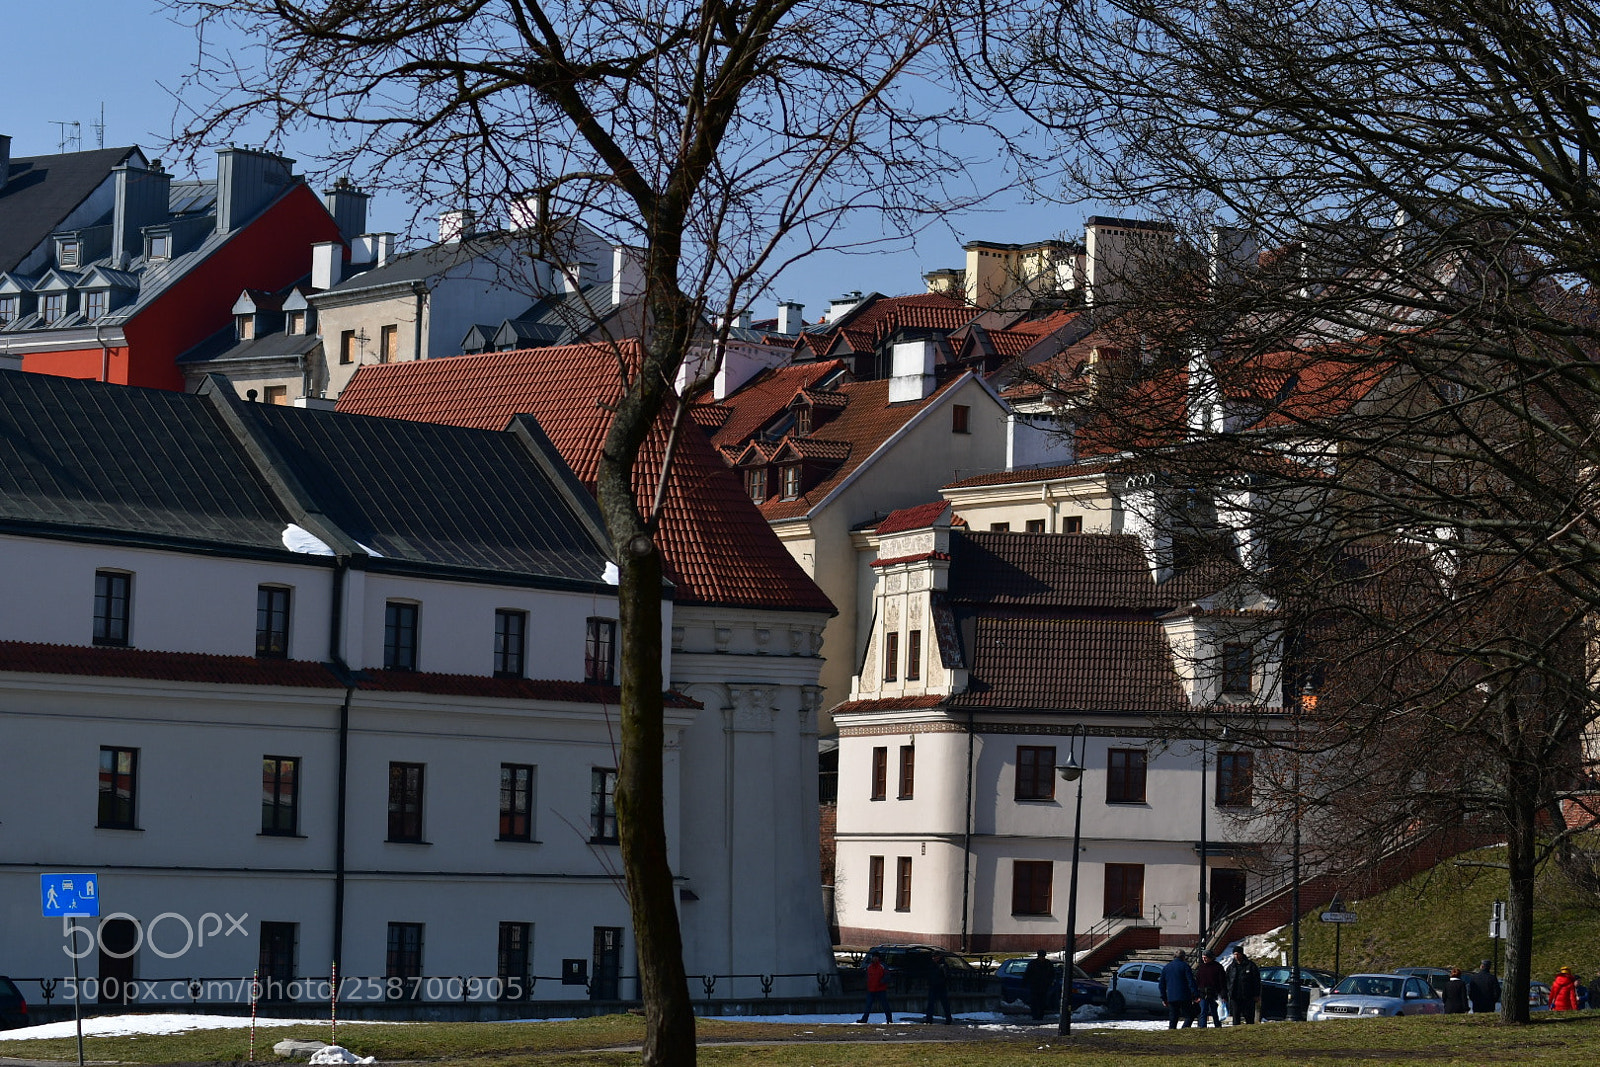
1258,966,1337,1019
996,957,1107,1012
0,977,28,1030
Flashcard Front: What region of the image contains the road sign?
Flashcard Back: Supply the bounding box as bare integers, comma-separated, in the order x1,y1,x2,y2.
1320,910,1358,924
1490,899,1506,939
40,873,99,918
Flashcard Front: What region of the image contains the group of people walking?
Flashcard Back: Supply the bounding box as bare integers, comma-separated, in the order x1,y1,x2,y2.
1158,946,1262,1028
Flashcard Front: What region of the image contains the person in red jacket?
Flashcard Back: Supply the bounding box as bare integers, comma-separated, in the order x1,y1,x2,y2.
858,953,893,1023
1551,966,1580,1011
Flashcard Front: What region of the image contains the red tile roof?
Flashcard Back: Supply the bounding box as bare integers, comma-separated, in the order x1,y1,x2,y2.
943,459,1113,490
335,344,835,614
831,694,947,716
950,532,1160,608
713,375,967,521
707,360,847,445
874,500,951,535
0,641,344,687
832,292,973,338
948,615,1185,712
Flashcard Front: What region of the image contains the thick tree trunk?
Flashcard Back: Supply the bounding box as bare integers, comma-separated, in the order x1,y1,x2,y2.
1502,794,1538,1024
616,540,695,1065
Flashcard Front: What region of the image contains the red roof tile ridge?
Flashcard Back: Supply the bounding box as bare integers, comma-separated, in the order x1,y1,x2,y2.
875,499,952,535
0,640,344,687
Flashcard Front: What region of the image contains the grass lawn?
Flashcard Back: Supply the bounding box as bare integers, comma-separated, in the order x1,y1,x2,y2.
4,1012,1600,1065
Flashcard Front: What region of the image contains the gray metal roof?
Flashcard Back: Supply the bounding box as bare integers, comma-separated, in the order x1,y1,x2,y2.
0,146,142,274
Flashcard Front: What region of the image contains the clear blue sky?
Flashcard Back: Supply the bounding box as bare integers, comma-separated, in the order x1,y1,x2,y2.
9,0,1093,320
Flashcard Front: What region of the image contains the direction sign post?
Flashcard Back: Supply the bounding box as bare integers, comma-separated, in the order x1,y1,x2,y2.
1320,902,1357,981
41,874,98,1067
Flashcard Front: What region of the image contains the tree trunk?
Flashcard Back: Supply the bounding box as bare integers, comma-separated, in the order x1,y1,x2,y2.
1502,792,1538,1024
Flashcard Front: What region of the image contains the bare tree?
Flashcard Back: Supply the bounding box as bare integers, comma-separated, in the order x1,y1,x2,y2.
985,0,1600,1023
167,1,1008,1059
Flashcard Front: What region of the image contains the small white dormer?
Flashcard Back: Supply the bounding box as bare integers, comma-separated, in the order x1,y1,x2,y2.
56,235,82,270
75,267,138,323
282,289,314,336
33,270,80,327
0,273,36,327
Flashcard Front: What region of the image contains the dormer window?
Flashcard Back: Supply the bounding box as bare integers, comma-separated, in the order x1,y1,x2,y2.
40,293,66,325
236,314,256,341
286,311,305,335
795,406,812,436
781,463,802,500
146,233,170,261
83,291,107,320
745,467,768,504
57,239,80,269
0,297,15,325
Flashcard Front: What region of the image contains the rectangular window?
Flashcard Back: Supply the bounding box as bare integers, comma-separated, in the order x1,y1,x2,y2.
794,407,812,436
952,404,970,433
1012,860,1054,916
41,292,65,325
385,923,424,1000
384,601,419,671
898,744,915,799
147,233,170,260
339,329,356,365
1216,751,1255,807
500,763,534,841
1015,745,1057,801
990,522,1010,531
258,922,297,998
867,855,885,910
585,617,617,684
380,323,399,363
1026,518,1046,533
781,464,801,499
1063,515,1084,533
870,746,888,800
1107,748,1148,803
387,762,424,842
0,296,16,324
745,467,767,504
1104,863,1145,919
84,291,107,320
497,922,533,1000
58,240,79,268
97,746,138,829
286,310,305,334
494,609,527,678
256,585,290,658
94,570,131,646
261,756,299,835
905,630,922,681
237,314,255,340
895,856,913,911
1221,643,1254,694
590,768,618,843
884,631,899,683
263,385,288,405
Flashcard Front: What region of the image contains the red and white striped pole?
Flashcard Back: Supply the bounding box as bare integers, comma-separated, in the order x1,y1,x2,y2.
249,969,259,1062
330,961,338,1047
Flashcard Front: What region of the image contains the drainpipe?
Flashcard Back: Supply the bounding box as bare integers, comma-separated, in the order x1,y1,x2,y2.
329,556,353,971
96,324,111,383
960,707,975,952
411,283,426,361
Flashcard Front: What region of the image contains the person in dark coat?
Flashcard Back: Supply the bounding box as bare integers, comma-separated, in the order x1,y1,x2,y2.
1159,950,1199,1029
1225,945,1261,1024
1023,950,1055,1021
1467,960,1500,1014
1442,967,1469,1014
1194,950,1227,1028
922,953,953,1024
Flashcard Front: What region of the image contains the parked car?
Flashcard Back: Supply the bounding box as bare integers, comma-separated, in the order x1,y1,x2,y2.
1106,960,1171,1017
1395,966,1452,997
1529,979,1551,1011
0,977,28,1030
1259,966,1338,1019
995,958,1107,1012
850,944,981,994
1308,973,1444,1019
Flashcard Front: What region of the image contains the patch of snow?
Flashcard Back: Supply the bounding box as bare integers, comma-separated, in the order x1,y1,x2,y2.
0,1014,387,1041
283,524,334,556
601,562,620,585
309,1045,375,1064
356,542,385,559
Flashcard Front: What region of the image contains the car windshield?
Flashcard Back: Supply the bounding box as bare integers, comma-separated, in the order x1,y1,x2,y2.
1334,976,1403,998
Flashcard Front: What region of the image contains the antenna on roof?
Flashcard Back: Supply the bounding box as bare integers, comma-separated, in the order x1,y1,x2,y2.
51,121,82,153
93,104,105,150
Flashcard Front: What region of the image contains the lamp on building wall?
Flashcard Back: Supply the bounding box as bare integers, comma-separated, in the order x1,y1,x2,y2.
1056,725,1087,1036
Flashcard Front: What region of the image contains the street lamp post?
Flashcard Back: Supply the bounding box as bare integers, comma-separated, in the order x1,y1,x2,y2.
1291,681,1316,1022
1199,722,1209,951
1056,727,1087,1036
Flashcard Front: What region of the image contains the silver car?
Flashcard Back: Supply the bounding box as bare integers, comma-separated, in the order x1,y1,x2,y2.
1308,973,1444,1019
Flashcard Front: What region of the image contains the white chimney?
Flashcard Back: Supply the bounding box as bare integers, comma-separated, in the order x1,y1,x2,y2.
777,301,805,335
439,208,476,244
889,339,936,403
561,261,594,294
612,245,645,305
826,291,864,324
311,241,344,290
350,233,394,269
508,193,548,230
1208,226,1257,289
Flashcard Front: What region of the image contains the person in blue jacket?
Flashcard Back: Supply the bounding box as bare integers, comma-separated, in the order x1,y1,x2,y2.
1159,950,1199,1029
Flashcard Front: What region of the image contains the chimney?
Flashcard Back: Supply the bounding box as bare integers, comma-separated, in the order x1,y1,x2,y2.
214,147,297,235
1208,226,1258,289
112,162,172,264
889,339,936,403
439,208,476,244
1083,216,1174,307
826,291,864,324
612,245,645,305
561,261,594,294
0,135,10,193
776,301,805,335
322,178,371,242
350,232,394,269
311,241,344,290
508,191,550,230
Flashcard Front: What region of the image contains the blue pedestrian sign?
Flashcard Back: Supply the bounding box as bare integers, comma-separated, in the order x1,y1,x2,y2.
40,874,99,918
